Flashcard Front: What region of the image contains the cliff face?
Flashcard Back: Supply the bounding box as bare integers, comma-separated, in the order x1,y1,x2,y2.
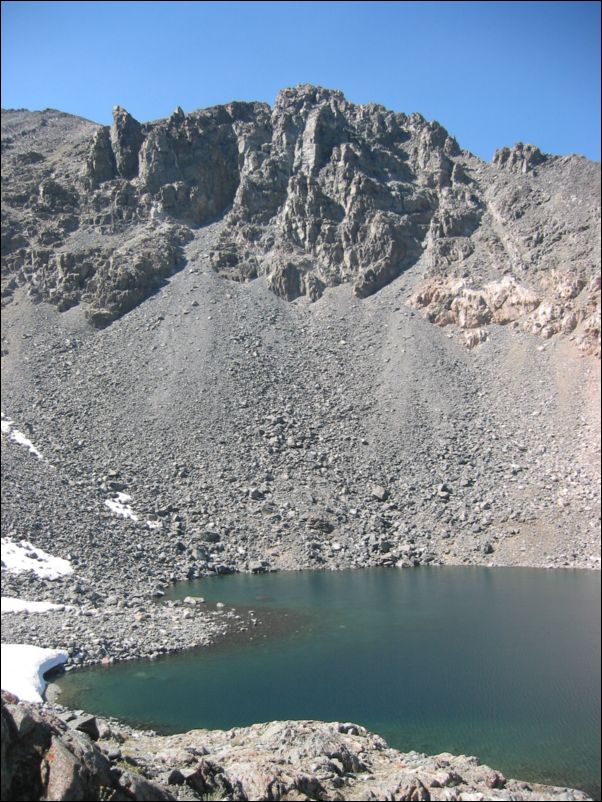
2,86,599,353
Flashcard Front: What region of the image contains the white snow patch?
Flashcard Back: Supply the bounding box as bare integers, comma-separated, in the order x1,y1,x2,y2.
1,538,73,580
1,643,68,703
1,414,46,461
1,597,71,613
104,492,138,521
145,519,162,530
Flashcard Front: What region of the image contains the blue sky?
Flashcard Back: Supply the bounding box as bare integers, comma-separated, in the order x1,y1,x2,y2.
1,1,600,160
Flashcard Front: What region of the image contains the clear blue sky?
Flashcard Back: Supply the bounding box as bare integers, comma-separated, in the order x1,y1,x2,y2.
1,1,600,160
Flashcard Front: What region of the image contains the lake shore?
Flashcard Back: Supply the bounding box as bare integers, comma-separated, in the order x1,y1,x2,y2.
2,561,600,672
2,692,594,801
33,567,600,801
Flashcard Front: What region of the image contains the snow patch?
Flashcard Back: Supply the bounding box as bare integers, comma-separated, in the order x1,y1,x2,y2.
1,596,71,613
1,643,68,703
146,519,162,530
1,538,73,580
104,492,138,521
1,414,46,461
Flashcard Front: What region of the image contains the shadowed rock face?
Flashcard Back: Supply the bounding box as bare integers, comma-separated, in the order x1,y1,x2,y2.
1,85,600,348
110,106,144,181
0,691,174,801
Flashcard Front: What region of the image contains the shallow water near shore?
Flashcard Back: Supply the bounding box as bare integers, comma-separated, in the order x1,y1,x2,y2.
54,567,601,797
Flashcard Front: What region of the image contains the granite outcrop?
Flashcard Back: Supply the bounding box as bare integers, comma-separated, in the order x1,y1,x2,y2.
1,694,592,801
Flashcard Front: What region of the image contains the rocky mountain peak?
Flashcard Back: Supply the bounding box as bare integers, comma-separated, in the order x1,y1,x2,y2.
170,105,185,124
1,87,599,354
492,142,548,173
275,82,348,108
110,105,144,180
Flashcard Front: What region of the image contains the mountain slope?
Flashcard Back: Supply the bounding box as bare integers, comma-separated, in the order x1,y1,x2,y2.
1,88,600,619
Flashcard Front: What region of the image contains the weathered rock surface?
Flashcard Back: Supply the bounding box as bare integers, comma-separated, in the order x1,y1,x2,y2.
108,717,591,801
110,106,144,181
1,694,592,801
2,88,599,352
0,691,174,801
408,273,600,356
407,139,601,357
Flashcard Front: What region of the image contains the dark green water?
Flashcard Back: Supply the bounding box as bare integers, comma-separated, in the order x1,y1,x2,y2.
55,567,601,797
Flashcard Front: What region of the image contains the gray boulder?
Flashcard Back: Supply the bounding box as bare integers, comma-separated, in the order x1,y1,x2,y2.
0,692,174,802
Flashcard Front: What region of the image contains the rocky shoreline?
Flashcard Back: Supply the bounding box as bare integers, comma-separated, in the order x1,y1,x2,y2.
2,559,600,674
1,590,260,669
1,692,593,801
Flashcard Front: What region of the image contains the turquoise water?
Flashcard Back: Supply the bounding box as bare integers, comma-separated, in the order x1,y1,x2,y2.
55,567,601,797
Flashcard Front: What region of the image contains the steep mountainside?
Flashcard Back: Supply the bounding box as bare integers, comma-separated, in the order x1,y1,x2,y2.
1,88,600,663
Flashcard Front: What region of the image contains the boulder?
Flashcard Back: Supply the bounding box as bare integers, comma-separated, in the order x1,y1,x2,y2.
70,713,100,741
371,485,389,502
1,693,175,801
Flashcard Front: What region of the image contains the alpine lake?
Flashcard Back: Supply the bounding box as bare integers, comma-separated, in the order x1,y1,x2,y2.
53,567,601,798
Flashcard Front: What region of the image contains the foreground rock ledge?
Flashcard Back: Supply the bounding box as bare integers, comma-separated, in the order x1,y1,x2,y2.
1,693,591,801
